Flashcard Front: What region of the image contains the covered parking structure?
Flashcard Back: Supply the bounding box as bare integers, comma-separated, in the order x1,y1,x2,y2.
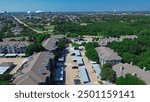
58,54,65,62
4,54,18,58
0,62,14,74
70,47,84,66
0,54,5,58
55,65,64,83
70,48,81,56
71,56,84,66
78,66,90,84
92,64,101,78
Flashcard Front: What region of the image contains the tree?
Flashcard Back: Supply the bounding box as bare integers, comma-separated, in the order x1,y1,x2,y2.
139,30,150,36
56,40,67,48
66,32,79,38
100,64,116,83
25,34,49,56
85,42,99,62
35,34,49,44
25,43,45,56
72,43,79,49
0,74,13,85
116,74,146,85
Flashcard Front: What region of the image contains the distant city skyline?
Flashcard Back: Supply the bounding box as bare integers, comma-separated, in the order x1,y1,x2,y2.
0,0,150,12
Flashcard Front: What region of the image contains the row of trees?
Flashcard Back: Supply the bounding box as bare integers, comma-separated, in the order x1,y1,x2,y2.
85,42,99,62
54,15,150,37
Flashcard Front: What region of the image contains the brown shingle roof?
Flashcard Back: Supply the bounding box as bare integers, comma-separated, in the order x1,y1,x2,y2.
96,47,122,61
113,63,150,84
42,35,65,51
13,51,54,85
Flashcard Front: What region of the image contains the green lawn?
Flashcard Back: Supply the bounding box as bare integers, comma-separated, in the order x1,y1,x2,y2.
34,25,55,33
44,25,55,30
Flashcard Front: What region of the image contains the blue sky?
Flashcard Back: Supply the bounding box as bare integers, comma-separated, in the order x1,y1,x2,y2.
0,0,150,12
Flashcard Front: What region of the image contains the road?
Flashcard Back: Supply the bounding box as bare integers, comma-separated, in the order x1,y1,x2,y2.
13,16,43,34
65,45,74,85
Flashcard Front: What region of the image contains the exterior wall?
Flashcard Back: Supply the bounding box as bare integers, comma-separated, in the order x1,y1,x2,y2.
100,58,106,66
100,58,121,66
109,60,121,65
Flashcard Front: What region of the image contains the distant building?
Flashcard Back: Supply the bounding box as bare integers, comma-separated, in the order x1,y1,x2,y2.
13,52,55,85
11,25,22,35
98,35,138,46
119,35,138,41
113,63,150,84
98,37,118,46
96,47,122,66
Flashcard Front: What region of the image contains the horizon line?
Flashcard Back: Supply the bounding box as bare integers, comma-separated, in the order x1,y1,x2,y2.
1,10,150,13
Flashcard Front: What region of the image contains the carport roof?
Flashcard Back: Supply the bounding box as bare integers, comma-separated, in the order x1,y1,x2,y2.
79,66,89,83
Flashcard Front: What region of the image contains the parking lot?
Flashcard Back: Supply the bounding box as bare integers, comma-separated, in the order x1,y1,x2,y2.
65,44,101,85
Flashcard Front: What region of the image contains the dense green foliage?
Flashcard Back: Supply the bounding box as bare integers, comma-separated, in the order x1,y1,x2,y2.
100,64,116,83
35,34,49,43
66,32,79,38
108,32,150,70
85,42,99,62
54,15,150,37
116,74,146,85
54,15,150,71
0,74,13,85
0,17,16,39
25,34,48,56
56,40,67,48
25,43,45,56
100,65,146,85
0,16,40,40
72,43,79,49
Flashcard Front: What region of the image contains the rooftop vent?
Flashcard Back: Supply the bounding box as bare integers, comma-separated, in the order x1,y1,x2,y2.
143,67,146,71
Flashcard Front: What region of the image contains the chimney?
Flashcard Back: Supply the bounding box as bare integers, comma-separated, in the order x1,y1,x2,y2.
143,67,146,71
130,62,133,66
120,38,123,41
106,40,108,44
120,66,124,71
132,73,135,76
33,52,36,55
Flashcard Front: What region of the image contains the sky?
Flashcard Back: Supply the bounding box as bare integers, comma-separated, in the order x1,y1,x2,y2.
0,0,150,12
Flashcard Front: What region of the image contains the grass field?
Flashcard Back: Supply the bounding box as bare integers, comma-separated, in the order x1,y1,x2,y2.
44,25,55,30
34,25,55,33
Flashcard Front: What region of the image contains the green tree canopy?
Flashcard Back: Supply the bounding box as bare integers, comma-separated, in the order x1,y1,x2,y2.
35,34,49,44
25,43,45,56
0,74,13,85
116,74,146,85
100,64,116,83
85,42,99,62
56,40,67,48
